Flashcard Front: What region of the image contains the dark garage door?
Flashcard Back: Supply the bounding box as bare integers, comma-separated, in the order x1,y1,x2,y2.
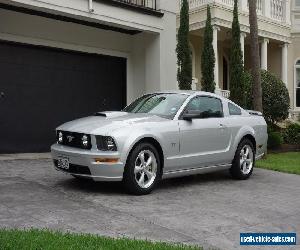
0,42,126,153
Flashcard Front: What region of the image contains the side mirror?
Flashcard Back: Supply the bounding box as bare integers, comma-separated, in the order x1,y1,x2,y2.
182,112,200,121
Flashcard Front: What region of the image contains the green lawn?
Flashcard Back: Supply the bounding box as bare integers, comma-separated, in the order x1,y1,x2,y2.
0,229,201,250
256,152,300,175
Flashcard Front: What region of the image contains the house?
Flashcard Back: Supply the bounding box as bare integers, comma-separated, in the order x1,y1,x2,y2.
0,0,177,153
178,0,299,119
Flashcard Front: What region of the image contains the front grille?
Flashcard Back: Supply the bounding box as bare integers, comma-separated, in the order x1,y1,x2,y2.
57,131,92,150
54,160,91,175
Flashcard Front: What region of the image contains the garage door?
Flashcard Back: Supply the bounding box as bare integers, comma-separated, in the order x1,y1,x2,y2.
0,42,127,153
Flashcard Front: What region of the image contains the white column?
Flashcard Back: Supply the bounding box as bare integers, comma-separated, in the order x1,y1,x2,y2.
261,38,269,70
213,25,220,89
240,32,247,64
281,43,288,85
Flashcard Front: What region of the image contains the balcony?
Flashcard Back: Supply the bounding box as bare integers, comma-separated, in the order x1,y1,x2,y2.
181,0,290,24
98,0,163,16
115,0,157,10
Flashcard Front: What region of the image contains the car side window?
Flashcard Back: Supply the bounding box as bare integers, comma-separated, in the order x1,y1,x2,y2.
228,103,242,116
185,96,223,119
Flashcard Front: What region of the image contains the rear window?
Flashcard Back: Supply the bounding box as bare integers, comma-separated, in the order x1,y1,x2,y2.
228,103,242,116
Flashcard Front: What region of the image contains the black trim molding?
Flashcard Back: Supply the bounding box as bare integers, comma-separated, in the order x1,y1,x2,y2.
0,3,141,35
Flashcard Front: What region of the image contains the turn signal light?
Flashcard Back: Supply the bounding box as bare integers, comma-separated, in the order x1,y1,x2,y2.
94,158,119,164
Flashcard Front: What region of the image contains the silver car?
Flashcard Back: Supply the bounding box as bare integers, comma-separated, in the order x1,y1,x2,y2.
51,91,268,195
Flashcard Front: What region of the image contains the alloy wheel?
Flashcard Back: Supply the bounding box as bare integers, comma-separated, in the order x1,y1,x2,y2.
134,150,158,189
239,145,254,175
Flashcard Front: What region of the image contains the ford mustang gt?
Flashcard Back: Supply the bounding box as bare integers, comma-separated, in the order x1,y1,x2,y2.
51,91,268,195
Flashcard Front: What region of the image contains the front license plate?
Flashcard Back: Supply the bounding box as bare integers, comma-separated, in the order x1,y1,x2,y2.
57,158,69,170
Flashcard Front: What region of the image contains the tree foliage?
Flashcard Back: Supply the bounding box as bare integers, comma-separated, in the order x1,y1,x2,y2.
176,0,192,90
201,5,215,93
245,70,290,124
229,0,245,107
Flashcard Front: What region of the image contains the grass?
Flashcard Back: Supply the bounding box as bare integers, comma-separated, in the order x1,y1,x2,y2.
256,152,300,175
0,229,202,250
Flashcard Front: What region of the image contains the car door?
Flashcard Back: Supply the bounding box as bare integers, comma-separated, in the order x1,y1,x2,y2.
172,96,232,170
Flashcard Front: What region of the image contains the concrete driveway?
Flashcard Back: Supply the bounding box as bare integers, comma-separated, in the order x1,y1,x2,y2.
0,158,299,250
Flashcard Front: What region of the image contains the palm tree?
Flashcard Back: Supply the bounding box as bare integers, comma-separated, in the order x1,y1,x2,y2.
248,0,263,112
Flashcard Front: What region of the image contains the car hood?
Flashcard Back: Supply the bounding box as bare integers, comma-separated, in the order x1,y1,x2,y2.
57,111,168,135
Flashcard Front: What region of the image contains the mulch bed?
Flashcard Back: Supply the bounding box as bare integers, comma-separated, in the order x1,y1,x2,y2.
268,144,300,154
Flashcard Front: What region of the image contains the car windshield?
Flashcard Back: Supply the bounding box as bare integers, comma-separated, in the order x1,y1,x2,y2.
124,93,188,119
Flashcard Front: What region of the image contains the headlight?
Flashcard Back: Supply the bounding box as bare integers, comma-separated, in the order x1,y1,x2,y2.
96,136,117,151
57,131,63,144
81,135,89,148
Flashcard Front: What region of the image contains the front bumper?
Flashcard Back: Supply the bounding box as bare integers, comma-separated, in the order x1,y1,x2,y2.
51,144,125,181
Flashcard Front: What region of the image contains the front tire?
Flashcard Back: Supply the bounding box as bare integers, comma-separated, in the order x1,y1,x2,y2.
230,139,255,180
123,142,161,195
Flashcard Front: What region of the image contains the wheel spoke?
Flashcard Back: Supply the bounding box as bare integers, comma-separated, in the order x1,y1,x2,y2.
246,159,252,164
134,166,143,174
145,169,153,179
245,147,250,157
145,156,152,167
139,153,145,165
242,162,247,172
138,172,145,186
240,159,244,167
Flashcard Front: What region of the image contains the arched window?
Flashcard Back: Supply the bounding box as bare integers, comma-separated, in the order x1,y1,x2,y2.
295,59,300,108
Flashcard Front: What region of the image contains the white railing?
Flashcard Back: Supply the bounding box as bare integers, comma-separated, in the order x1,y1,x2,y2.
181,0,287,23
256,0,263,15
271,0,284,21
187,0,210,9
220,90,230,99
219,0,234,7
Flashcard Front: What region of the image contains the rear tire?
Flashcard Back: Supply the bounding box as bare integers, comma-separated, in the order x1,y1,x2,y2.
123,142,161,195
230,139,255,180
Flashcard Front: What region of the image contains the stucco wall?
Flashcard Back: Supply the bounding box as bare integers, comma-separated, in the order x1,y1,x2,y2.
268,43,282,80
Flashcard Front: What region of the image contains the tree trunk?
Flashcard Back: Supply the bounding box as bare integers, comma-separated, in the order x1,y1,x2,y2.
248,0,263,112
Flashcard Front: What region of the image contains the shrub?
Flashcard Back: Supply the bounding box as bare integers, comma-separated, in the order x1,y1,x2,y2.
268,131,283,149
245,70,290,124
283,123,300,145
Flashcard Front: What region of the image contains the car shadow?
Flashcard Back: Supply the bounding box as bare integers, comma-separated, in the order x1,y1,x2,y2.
158,170,232,190
56,170,232,195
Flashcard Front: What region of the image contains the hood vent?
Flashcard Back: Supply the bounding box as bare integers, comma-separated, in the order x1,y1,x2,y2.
94,112,107,117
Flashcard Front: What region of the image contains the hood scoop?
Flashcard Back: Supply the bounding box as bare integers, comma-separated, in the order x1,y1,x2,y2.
94,111,128,119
